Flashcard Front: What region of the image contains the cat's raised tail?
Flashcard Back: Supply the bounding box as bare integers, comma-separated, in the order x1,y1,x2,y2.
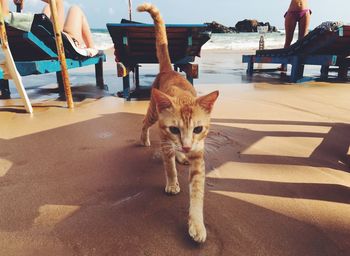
137,3,172,73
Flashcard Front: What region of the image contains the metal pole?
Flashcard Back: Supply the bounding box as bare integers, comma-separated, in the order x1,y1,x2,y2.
128,0,132,21
13,0,22,12
49,0,74,109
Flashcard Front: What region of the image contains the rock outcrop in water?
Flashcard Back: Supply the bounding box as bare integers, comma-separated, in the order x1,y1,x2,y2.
205,19,278,33
204,21,236,33
235,19,278,32
204,20,278,33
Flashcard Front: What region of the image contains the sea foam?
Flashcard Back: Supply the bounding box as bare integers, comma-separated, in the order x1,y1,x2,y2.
91,29,292,51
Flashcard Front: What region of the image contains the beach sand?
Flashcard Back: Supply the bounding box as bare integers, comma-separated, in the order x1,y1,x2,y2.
0,49,350,256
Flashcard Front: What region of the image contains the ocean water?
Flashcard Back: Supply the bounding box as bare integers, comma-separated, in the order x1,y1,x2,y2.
5,29,318,99
203,31,287,51
91,29,114,50
91,28,288,51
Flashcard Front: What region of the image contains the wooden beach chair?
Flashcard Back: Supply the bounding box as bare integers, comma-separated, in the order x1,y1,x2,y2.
106,21,210,100
242,24,350,83
0,14,106,99
0,6,32,113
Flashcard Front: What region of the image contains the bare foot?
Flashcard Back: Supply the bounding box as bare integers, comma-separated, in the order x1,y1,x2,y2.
86,48,99,57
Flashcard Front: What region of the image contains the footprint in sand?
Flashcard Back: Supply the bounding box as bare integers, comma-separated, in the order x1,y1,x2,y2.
205,130,234,154
97,131,113,139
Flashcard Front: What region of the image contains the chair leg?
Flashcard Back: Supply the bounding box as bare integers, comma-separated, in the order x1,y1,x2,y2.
291,57,304,83
320,65,329,80
186,74,194,85
0,79,11,99
175,63,198,85
56,71,65,97
247,59,254,76
95,59,107,90
123,74,130,101
338,64,348,81
134,65,140,89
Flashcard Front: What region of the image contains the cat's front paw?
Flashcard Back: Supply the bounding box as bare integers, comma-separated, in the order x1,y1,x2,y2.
188,218,207,243
165,182,180,195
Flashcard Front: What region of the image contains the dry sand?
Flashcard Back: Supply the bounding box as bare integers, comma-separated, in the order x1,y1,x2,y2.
0,49,350,256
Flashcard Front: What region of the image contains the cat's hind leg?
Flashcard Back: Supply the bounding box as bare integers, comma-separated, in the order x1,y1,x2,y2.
141,100,158,146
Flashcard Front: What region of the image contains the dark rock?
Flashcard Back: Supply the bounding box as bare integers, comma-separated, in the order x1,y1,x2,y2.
229,27,238,33
204,21,235,33
270,26,278,32
235,19,279,33
235,19,259,32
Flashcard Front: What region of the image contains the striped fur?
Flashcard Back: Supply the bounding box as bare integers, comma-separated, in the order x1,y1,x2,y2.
138,3,219,243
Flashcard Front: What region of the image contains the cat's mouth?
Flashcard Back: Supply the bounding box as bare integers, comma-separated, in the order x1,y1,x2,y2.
176,148,188,153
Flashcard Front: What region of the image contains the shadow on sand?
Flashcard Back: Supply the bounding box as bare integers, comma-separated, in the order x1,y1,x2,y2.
0,113,349,255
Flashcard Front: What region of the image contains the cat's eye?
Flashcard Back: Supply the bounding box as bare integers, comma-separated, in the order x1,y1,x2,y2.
169,126,180,135
193,126,203,134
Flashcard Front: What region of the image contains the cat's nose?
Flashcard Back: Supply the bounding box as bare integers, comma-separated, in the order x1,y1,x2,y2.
182,146,191,153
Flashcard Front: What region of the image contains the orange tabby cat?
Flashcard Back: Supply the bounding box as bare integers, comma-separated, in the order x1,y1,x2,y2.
138,3,219,243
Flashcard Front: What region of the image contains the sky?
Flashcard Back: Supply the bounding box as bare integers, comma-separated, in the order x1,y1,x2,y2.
22,0,349,29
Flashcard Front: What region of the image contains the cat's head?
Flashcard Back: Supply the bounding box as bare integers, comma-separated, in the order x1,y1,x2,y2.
152,88,219,153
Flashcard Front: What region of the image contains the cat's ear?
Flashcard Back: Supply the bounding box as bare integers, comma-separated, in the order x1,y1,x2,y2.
196,90,219,113
152,88,173,112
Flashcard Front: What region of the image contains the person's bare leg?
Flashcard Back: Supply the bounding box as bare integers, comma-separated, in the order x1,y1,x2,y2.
41,0,65,29
1,0,10,16
42,4,50,17
279,13,298,71
63,5,95,48
298,12,311,40
284,13,298,48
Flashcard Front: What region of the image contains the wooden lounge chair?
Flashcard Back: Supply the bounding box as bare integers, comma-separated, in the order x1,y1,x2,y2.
0,14,106,99
106,20,211,100
242,23,350,83
0,28,32,113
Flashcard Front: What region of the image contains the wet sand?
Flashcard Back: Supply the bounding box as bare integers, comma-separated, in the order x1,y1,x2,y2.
0,49,350,256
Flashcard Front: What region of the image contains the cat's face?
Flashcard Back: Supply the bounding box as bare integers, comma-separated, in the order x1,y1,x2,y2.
152,89,219,153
